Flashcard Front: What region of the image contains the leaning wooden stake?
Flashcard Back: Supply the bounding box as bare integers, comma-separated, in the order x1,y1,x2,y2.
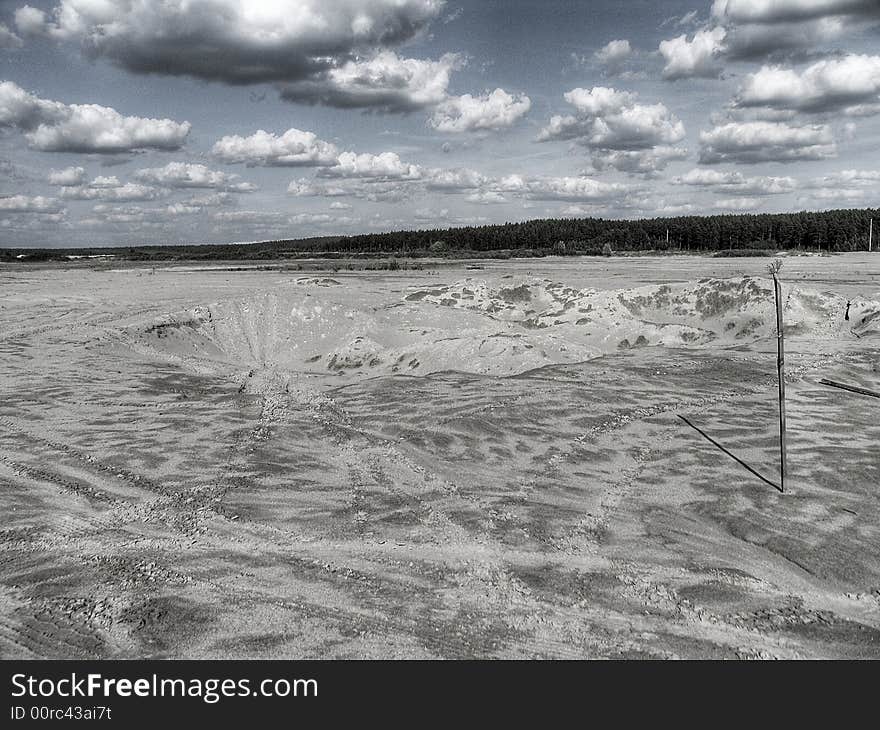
771,267,788,493
819,379,880,399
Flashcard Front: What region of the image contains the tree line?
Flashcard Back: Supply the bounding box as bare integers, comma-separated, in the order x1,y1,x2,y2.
2,208,877,261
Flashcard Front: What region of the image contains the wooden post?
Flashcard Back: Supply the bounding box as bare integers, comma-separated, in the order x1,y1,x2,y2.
869,218,873,252
773,274,788,493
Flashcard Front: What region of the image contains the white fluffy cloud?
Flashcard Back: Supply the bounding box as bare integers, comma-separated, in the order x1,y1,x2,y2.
0,194,62,212
48,166,86,186
672,168,797,194
60,179,162,202
540,87,685,148
425,168,487,191
135,162,257,192
596,39,632,65
0,81,190,153
13,5,46,36
538,87,686,173
212,128,339,167
735,55,880,114
594,39,633,74
318,151,422,180
17,1,444,85
659,27,727,79
699,120,836,163
279,51,459,112
519,176,631,202
428,88,531,133
287,179,349,197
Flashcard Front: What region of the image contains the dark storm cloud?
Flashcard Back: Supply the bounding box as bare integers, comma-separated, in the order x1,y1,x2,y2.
16,0,445,85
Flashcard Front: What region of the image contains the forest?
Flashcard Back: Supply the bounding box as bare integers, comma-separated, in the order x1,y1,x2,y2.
2,208,877,262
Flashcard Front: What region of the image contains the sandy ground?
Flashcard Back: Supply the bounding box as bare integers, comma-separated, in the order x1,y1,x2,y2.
0,254,878,659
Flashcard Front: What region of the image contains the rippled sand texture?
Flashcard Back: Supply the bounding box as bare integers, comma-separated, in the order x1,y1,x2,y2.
0,255,878,659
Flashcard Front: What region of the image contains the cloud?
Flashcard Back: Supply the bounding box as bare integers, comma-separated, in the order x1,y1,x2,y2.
290,163,486,203
707,0,879,61
734,55,880,114
644,200,698,216
711,0,880,25
0,23,23,49
424,167,487,191
725,17,848,60
318,151,422,180
538,86,686,173
658,1,878,71
519,176,631,202
590,146,689,175
19,1,444,85
286,164,633,209
698,120,836,163
134,162,257,192
73,187,236,228
804,186,866,201
0,81,190,153
212,128,339,167
186,192,237,207
53,172,163,202
659,27,727,79
48,166,86,186
672,168,797,194
798,169,879,202
212,210,287,225
413,207,450,220
559,204,606,217
594,39,633,74
715,196,763,210
287,179,349,197
676,10,702,27
279,51,459,112
465,190,507,204
0,194,62,212
13,6,47,36
83,204,162,225
211,209,346,232
60,180,162,202
428,88,531,133
539,87,685,148
810,168,880,186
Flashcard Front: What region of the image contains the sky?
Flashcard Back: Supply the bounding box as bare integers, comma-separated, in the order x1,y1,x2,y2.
1,0,879,247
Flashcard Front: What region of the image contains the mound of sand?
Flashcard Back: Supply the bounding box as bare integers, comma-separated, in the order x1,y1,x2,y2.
125,276,879,379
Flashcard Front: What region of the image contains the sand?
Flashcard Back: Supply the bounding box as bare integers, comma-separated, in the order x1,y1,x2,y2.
0,253,878,659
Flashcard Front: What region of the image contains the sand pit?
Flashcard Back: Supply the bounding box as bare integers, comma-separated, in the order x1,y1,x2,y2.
0,255,878,658
125,275,880,379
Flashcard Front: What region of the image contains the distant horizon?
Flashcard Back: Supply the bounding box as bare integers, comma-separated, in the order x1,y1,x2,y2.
2,205,875,253
2,0,880,247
